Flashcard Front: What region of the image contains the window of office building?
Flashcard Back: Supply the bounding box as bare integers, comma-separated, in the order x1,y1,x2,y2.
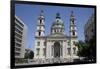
15,23,23,31
15,28,23,34
15,52,20,56
15,43,21,47
15,19,24,27
15,38,22,43
15,48,21,51
15,32,22,38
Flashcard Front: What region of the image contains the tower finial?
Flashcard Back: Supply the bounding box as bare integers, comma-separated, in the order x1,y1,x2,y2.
71,11,74,17
70,10,77,37
40,10,44,16
41,10,43,13
70,10,76,20
56,12,61,19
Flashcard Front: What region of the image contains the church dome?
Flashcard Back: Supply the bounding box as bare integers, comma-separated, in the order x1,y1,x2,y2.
51,13,65,35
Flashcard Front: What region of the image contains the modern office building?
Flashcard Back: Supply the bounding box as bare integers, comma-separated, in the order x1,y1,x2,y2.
34,10,78,61
84,14,95,42
15,15,27,63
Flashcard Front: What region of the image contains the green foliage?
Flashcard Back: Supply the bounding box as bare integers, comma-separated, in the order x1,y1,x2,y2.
76,38,96,62
24,50,34,59
88,35,96,61
29,51,34,59
76,41,89,57
24,52,29,59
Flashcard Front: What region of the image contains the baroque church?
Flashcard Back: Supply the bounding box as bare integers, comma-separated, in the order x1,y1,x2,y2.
34,10,79,61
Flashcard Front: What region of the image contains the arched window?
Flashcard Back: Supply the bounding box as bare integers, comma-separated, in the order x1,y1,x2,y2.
73,47,76,54
73,41,76,45
39,31,41,36
73,32,75,36
54,29,56,33
40,19,42,24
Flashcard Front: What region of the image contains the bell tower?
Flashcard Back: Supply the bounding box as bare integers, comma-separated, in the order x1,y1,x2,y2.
70,11,77,37
36,10,45,37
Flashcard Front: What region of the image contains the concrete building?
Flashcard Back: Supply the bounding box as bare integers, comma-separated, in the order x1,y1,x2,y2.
34,10,78,62
84,14,95,42
15,15,27,63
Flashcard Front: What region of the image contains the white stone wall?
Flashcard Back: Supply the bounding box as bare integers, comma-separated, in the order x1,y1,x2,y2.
70,38,78,58
46,40,51,59
34,38,46,59
34,37,78,59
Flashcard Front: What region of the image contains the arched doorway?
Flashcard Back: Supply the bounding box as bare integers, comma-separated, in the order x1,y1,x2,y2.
54,41,60,58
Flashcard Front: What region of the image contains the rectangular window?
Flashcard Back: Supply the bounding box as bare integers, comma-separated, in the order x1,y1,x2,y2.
15,37,22,43
68,41,70,46
72,27,74,30
36,48,40,55
73,41,76,45
73,47,76,54
67,48,71,55
15,48,21,51
37,41,40,46
15,52,20,56
15,19,24,27
15,28,23,34
15,32,22,38
43,48,46,56
15,23,23,31
15,43,21,47
54,30,56,33
44,41,46,46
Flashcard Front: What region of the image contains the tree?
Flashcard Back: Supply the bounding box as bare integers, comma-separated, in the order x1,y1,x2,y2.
76,38,96,62
24,50,34,59
88,35,96,61
29,51,34,59
24,52,29,59
76,41,89,57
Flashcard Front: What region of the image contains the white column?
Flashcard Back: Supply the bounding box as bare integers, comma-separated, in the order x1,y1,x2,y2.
63,41,67,58
62,41,65,58
46,41,51,59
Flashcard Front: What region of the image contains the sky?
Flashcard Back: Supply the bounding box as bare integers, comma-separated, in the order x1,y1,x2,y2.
15,3,94,50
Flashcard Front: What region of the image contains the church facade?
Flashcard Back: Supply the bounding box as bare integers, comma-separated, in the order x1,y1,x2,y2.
34,10,79,61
